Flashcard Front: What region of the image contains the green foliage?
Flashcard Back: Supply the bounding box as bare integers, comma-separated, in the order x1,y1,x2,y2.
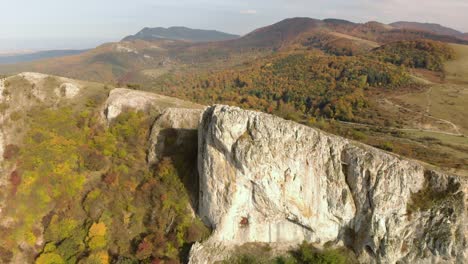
87,222,108,250
378,141,394,151
152,52,410,122
36,253,65,264
292,242,347,264
132,158,209,262
225,242,351,264
3,106,208,263
45,216,79,242
224,254,265,264
370,40,455,72
407,180,451,214
3,108,87,247
304,33,371,56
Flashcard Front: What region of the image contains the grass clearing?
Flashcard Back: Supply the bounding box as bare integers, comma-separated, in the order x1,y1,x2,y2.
445,44,468,84
395,82,468,134
388,44,468,135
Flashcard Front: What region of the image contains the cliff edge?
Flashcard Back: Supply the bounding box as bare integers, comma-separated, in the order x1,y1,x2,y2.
190,105,467,263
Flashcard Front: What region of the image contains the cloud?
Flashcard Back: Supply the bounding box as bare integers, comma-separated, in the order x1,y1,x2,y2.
240,9,257,15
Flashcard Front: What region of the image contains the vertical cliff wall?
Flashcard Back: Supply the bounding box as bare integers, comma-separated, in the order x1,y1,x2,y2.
190,105,467,263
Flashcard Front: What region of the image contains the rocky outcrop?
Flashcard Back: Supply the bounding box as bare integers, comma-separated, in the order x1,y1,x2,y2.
0,73,78,165
190,105,467,263
148,108,204,165
55,83,80,99
102,88,203,122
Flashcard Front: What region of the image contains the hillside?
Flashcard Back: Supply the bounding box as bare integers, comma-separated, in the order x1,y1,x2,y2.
2,17,468,84
122,26,239,42
225,17,323,49
147,39,468,175
370,39,456,71
391,21,466,39
0,73,206,263
0,74,466,263
1,18,466,178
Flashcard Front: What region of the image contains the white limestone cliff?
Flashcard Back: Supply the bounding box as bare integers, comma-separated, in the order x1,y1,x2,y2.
55,83,81,99
148,107,204,165
190,105,467,264
102,88,202,122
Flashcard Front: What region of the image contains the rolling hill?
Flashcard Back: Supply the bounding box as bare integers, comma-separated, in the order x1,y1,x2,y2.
225,17,323,49
122,26,239,42
1,17,468,86
390,21,466,39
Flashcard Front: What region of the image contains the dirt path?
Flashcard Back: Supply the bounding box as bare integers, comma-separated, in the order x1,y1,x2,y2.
335,119,463,137
381,98,462,136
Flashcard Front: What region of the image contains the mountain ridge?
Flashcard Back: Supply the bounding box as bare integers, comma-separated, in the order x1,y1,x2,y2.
122,26,240,42
1,17,468,85
391,21,468,40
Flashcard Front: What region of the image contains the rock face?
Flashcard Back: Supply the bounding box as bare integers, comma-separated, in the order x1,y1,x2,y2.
148,108,204,165
102,88,203,122
191,105,467,263
55,83,80,98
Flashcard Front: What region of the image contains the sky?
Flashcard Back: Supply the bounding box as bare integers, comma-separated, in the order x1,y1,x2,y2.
0,0,467,52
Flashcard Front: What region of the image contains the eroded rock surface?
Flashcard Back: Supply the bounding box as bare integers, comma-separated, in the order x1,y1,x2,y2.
148,107,204,165
191,105,467,264
102,88,203,122
55,83,80,98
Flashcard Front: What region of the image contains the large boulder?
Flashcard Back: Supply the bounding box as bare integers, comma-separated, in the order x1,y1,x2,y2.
191,105,467,263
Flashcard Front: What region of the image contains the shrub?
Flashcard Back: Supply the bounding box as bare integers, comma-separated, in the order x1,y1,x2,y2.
35,253,65,264
9,170,21,185
407,180,450,214
293,242,346,264
224,254,262,264
3,144,20,160
350,130,367,141
81,147,107,171
87,222,108,250
224,242,350,264
379,141,394,151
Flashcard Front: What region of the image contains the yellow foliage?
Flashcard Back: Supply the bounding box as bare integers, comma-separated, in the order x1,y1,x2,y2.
88,235,107,250
95,251,110,264
87,222,107,250
25,230,37,245
89,222,107,237
35,253,65,264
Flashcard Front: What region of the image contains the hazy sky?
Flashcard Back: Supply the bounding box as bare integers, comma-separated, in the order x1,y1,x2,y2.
1,0,467,52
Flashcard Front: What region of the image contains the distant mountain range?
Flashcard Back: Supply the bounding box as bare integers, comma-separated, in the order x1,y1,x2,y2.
224,17,468,50
0,49,87,64
390,21,468,40
122,26,239,42
1,17,467,82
